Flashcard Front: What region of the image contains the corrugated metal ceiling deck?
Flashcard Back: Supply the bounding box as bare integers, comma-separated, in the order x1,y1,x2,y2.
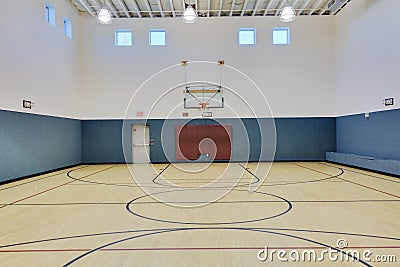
69,0,351,19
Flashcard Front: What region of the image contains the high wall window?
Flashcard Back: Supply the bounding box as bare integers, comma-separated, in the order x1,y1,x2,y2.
115,30,132,46
149,29,166,46
45,1,56,26
273,28,290,45
64,17,72,39
239,28,256,45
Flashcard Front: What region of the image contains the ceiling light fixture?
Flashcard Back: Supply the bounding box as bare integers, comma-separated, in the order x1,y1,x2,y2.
280,1,296,22
183,3,198,23
97,6,113,24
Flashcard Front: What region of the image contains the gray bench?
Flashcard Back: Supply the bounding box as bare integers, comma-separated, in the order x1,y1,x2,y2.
326,152,400,176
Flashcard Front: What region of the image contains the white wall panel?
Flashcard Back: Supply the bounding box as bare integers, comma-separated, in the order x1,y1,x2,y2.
0,0,81,119
80,16,336,119
335,0,400,116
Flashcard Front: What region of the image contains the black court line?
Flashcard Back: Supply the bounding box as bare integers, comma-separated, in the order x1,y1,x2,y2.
62,228,374,266
66,181,137,187
2,245,400,253
151,163,171,184
147,178,257,181
67,168,136,188
292,163,400,199
125,187,293,225
65,163,342,189
138,165,292,225
67,164,170,188
336,176,400,198
249,162,344,187
0,165,89,192
66,183,157,188
238,163,261,184
2,227,399,250
321,162,400,184
0,165,116,209
1,163,398,267
152,164,260,188
67,183,137,186
265,180,345,183
244,166,344,187
149,181,258,184
65,178,345,187
1,199,399,206
62,229,178,266
137,162,292,225
148,178,256,181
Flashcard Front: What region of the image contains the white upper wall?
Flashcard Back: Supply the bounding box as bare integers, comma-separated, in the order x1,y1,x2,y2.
335,0,400,116
0,0,81,119
3,1,397,119
80,15,336,119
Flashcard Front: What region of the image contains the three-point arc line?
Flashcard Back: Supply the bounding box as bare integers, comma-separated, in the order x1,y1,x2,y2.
1,246,399,253
0,165,116,209
292,163,400,199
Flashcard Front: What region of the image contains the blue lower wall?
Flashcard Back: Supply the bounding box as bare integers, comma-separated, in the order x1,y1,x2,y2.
327,109,400,175
275,118,336,161
3,107,398,182
0,110,81,182
81,120,125,163
336,109,400,160
83,117,336,163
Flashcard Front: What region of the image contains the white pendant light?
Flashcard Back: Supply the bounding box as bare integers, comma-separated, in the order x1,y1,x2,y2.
280,5,296,22
97,7,113,24
183,4,198,23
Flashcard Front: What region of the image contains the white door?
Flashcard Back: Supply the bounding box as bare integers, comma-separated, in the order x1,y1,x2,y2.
132,124,150,163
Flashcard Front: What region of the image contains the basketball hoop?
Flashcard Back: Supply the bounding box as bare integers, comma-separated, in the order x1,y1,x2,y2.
183,85,224,110
182,60,225,110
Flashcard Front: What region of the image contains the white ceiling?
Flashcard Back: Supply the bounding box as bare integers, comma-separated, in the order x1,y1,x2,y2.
69,0,351,19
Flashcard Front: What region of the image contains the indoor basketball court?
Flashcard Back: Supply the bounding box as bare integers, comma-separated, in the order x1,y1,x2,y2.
1,0,399,266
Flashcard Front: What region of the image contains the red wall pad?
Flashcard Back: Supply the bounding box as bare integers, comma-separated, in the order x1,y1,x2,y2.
175,125,232,160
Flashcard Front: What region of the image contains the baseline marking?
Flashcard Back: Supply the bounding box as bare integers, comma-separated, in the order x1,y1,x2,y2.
1,245,399,253
292,163,400,199
0,165,116,209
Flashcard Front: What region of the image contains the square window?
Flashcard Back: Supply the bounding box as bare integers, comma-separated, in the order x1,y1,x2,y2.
239,28,256,45
45,1,56,26
273,28,290,45
115,30,132,47
64,17,72,39
149,30,166,46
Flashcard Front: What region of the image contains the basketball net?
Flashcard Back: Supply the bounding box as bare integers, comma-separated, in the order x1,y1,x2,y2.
200,102,208,110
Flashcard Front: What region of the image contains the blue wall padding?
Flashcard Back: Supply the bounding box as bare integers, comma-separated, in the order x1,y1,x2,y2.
9,107,391,181
327,108,400,175
275,118,336,161
81,120,125,163
336,109,400,160
84,117,336,163
0,110,81,182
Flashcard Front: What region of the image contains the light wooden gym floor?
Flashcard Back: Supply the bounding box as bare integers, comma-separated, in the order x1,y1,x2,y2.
0,162,399,266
